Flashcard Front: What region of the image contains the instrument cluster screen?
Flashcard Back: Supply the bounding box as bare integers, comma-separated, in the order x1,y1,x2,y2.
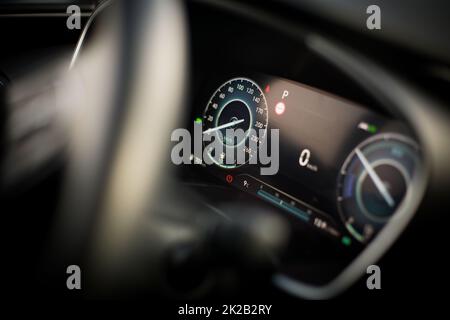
194,74,421,245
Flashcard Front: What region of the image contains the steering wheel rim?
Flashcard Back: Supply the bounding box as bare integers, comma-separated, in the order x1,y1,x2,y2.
52,0,188,294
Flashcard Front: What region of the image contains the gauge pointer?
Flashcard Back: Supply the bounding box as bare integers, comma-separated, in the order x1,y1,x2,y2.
355,148,395,207
203,118,245,134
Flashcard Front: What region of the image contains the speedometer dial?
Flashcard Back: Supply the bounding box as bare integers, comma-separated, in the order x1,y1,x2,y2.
203,78,268,168
337,134,421,242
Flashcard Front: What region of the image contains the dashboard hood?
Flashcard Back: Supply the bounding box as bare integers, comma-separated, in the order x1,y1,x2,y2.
281,0,450,65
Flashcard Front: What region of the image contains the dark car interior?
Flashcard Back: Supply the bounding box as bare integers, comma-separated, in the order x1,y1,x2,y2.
1,0,449,305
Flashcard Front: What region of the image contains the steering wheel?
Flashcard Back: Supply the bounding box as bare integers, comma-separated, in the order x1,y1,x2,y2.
49,0,189,295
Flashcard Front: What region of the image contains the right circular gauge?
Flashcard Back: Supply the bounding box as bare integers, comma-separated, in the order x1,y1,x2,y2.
337,133,422,243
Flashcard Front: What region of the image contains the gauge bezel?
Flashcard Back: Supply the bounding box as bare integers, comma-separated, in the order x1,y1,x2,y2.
337,133,421,242
202,77,269,169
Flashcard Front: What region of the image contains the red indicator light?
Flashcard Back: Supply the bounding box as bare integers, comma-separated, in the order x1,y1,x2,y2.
275,102,285,115
226,174,233,184
264,85,270,93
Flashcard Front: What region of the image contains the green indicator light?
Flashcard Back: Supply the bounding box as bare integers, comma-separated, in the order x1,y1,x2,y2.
342,236,352,246
367,124,378,134
195,117,202,124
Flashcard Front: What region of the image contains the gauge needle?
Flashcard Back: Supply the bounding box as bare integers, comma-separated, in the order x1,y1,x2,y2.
202,119,245,134
355,148,395,207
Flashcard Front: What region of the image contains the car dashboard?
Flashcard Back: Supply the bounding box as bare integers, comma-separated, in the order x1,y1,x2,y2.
183,74,422,287
176,3,430,293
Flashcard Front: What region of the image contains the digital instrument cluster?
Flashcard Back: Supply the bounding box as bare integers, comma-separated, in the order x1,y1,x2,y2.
194,74,422,246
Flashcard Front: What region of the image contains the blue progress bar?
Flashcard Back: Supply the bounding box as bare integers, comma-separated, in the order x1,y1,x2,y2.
257,189,310,222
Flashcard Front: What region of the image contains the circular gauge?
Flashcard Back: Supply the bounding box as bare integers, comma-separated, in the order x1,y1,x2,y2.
203,78,268,168
337,134,421,243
